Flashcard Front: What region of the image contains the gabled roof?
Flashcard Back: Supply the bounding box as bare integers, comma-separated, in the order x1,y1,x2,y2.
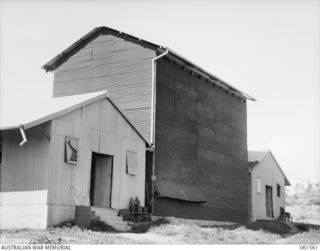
248,150,291,186
0,91,150,145
248,150,269,163
42,26,255,101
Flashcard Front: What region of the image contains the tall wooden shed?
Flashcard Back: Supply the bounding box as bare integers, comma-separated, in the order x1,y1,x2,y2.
0,91,148,229
41,26,254,223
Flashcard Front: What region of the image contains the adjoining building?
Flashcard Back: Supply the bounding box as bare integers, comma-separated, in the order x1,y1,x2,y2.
0,91,148,229
248,150,290,221
41,26,255,223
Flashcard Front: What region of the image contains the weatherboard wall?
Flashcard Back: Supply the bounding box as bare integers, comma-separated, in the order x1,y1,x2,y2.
154,58,249,223
53,34,156,142
0,98,146,229
47,98,146,226
250,153,286,221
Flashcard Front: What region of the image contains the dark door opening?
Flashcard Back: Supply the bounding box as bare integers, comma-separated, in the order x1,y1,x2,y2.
265,185,274,218
90,152,113,208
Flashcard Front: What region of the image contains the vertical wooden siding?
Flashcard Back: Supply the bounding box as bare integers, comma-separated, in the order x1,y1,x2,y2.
154,59,249,223
0,124,51,192
53,34,156,142
48,98,146,212
250,153,286,221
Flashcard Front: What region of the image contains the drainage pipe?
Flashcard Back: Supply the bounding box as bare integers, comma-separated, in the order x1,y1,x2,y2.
150,48,169,213
19,124,27,146
150,48,169,144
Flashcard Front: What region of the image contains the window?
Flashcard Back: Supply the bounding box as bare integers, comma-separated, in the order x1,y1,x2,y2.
65,137,79,164
256,178,262,193
126,151,137,175
277,184,281,197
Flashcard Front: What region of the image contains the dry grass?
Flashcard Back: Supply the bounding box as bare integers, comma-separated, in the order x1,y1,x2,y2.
0,226,138,244
276,229,320,244
148,221,282,244
286,189,320,225
1,217,319,244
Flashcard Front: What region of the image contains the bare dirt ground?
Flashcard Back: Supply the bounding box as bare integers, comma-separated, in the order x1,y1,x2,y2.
1,185,319,244
1,219,319,244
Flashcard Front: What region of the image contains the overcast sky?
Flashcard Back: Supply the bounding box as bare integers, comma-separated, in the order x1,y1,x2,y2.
1,0,319,186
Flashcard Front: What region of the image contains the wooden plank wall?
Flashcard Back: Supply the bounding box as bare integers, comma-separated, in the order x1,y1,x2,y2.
250,153,286,221
0,124,51,192
154,59,249,223
47,98,146,225
53,34,156,142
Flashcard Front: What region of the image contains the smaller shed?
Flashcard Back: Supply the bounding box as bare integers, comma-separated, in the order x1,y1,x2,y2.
0,91,148,229
248,150,290,221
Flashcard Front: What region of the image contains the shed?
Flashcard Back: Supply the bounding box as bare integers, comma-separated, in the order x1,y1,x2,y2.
0,91,148,229
40,26,253,223
248,150,290,221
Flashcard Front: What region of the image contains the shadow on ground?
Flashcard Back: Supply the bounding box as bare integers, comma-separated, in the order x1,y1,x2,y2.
244,220,312,237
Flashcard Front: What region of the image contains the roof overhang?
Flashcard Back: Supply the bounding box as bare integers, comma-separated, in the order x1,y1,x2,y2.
248,150,291,186
0,91,151,146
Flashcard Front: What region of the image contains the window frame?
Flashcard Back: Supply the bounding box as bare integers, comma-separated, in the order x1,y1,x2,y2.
65,137,79,164
277,184,281,197
126,151,137,175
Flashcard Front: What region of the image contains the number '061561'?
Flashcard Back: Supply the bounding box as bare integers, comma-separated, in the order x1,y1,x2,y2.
300,245,318,250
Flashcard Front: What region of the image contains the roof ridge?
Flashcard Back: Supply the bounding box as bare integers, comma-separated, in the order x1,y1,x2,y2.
42,26,255,101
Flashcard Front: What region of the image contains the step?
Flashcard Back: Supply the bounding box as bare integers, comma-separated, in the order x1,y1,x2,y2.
91,207,119,215
93,212,120,218
90,206,131,232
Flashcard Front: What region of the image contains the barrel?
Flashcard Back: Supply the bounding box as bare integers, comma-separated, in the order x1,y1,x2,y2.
74,206,91,228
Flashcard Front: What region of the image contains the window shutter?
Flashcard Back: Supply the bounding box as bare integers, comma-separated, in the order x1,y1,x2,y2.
277,184,281,197
126,151,137,175
256,178,262,193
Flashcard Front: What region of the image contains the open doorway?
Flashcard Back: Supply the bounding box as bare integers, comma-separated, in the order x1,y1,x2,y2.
90,152,113,208
265,185,274,218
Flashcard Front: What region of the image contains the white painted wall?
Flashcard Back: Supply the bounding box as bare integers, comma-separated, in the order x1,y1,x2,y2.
250,153,286,221
47,98,146,226
0,190,48,229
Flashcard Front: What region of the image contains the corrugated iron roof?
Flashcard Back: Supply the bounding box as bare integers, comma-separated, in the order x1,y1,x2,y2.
0,91,150,145
42,26,255,101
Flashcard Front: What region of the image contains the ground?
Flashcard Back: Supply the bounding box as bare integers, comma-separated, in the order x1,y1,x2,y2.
1,183,319,244
1,218,320,244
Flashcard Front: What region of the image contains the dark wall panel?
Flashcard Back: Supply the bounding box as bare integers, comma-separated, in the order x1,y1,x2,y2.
154,59,249,223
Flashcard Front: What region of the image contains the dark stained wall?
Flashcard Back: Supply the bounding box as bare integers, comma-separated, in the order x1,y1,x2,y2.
53,34,156,142
0,124,51,192
154,58,249,223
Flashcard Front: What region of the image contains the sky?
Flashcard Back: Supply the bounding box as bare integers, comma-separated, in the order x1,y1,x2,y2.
0,0,319,186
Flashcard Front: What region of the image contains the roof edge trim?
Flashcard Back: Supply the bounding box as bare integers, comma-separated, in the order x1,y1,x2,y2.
42,26,255,101
0,92,151,146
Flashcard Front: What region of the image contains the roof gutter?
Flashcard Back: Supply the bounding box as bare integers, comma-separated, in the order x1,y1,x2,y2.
19,124,27,146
